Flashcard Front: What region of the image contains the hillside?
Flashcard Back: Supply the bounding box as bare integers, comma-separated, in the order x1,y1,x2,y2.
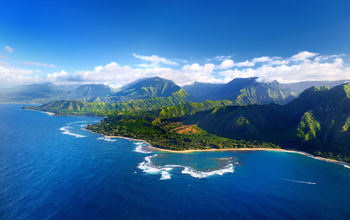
182,83,350,161
87,83,350,162
24,89,191,116
109,77,182,102
67,84,114,100
183,77,296,104
183,82,223,98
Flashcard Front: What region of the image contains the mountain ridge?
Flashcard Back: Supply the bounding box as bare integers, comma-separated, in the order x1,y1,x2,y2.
183,77,296,104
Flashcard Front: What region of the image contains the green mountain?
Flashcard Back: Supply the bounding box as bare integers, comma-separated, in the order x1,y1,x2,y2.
67,84,114,100
81,82,350,161
183,82,223,98
24,89,190,116
183,77,296,104
109,77,182,102
182,83,350,161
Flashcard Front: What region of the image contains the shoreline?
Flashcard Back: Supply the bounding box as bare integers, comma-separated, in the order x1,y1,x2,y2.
24,109,106,118
100,133,350,168
53,118,350,169
28,107,348,168
24,109,55,116
147,145,349,166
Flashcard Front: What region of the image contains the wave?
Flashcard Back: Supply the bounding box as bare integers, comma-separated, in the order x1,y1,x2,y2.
137,154,234,180
181,164,234,179
59,126,86,138
343,164,350,169
138,155,174,180
97,136,116,142
281,178,316,185
133,142,152,154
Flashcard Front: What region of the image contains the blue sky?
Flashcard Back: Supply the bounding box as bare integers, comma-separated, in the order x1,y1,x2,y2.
1,0,350,87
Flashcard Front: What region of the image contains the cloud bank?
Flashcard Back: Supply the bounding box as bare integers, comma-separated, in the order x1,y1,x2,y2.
1,51,350,88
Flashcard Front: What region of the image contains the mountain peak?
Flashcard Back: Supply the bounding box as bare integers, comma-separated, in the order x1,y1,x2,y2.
110,76,181,102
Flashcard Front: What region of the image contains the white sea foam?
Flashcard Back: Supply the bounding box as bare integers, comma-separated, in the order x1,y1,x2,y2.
281,178,316,185
137,155,176,180
160,170,172,180
181,164,234,179
137,154,234,180
60,126,86,138
97,136,116,142
133,142,152,154
343,164,350,169
138,155,163,173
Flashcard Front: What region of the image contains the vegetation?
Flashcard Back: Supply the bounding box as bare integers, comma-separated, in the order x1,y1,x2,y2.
23,78,350,162
24,89,190,116
181,83,350,162
87,113,278,151
158,100,232,118
109,77,183,102
297,111,321,141
183,77,296,104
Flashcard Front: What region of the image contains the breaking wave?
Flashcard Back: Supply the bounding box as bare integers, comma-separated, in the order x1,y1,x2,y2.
181,164,234,179
137,154,234,180
137,155,174,180
133,142,152,154
60,126,86,138
343,164,350,169
97,136,116,142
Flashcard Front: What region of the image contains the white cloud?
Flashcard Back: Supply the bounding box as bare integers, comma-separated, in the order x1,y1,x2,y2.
234,60,255,67
1,51,350,88
217,59,256,69
217,59,234,69
208,55,232,61
291,51,318,62
218,56,350,83
133,53,178,66
23,61,56,68
4,45,14,53
45,61,218,88
0,65,42,87
252,56,272,63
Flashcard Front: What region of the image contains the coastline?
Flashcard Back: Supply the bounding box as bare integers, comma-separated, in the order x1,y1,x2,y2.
147,145,350,166
99,133,350,168
24,109,55,116
23,106,350,169
24,108,106,118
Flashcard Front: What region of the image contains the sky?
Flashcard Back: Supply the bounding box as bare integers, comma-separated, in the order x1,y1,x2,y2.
1,0,350,88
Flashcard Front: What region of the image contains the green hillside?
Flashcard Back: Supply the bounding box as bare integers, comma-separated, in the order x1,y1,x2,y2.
24,89,190,116
86,83,350,162
110,77,182,102
182,83,350,161
183,77,296,104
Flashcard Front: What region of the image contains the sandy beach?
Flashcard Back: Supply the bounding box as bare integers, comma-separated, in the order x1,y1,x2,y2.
24,109,55,116
100,133,350,168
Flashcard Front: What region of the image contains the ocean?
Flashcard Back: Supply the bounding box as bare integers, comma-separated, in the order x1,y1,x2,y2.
0,104,349,219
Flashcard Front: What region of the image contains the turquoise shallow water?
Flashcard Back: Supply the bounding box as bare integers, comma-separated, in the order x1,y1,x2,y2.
0,104,350,219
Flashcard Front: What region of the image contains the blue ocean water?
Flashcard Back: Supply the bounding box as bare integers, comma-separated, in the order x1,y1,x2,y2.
0,104,350,219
